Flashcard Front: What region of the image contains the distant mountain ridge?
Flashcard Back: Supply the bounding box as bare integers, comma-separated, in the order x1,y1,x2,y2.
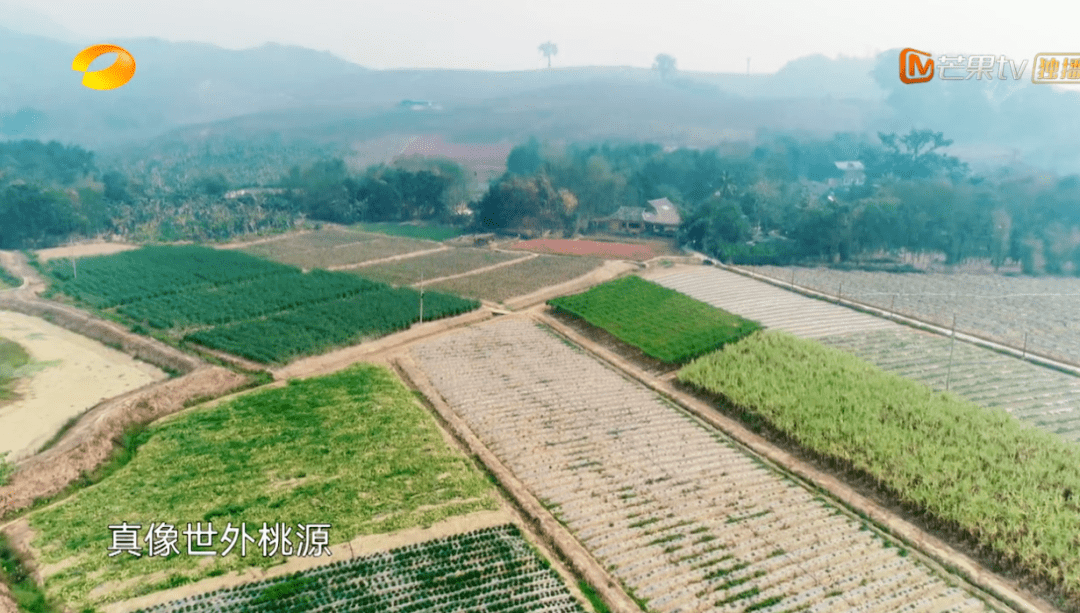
3,25,1080,174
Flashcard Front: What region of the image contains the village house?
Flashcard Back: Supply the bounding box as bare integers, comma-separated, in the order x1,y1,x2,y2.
592,197,681,236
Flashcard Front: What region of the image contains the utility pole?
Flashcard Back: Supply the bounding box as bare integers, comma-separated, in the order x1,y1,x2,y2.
72,257,77,279
419,268,424,325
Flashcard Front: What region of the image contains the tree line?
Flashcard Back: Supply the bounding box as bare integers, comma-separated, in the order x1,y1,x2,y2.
478,131,1080,274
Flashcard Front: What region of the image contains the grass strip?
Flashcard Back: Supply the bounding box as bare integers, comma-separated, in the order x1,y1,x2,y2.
24,364,497,609
549,276,760,364
678,330,1080,603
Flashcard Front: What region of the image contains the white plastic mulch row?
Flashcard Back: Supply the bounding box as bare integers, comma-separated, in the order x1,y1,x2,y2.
819,329,1080,442
650,267,900,338
410,319,996,613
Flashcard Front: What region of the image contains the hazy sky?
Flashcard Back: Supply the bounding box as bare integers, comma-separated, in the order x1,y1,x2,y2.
3,0,1079,73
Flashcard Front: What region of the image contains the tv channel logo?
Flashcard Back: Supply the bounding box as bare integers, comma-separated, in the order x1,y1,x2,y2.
72,44,136,90
899,48,934,83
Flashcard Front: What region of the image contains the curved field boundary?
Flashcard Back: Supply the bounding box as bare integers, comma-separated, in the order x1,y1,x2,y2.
0,366,247,518
409,318,1018,613
650,267,900,338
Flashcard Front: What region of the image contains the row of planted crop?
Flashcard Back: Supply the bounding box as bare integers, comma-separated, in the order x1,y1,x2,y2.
135,524,585,613
678,329,1080,602
119,269,386,328
184,288,476,363
45,245,294,307
411,319,994,613
547,275,761,364
818,328,1080,442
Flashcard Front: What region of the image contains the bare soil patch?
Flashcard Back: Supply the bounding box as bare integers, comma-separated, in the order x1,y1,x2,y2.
36,243,139,262
0,366,247,518
0,311,165,462
511,238,659,260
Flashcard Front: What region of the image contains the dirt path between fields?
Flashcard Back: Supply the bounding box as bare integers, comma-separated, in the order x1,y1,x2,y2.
35,243,139,262
214,230,311,250
326,245,450,270
413,253,537,286
529,305,1058,613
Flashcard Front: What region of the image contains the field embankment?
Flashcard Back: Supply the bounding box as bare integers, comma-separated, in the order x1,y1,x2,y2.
0,311,165,463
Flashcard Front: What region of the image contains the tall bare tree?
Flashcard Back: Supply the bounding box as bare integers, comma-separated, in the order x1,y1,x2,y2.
538,41,558,68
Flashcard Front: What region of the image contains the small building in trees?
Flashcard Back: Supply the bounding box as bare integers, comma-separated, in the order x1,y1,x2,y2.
591,198,681,236
642,197,681,234
832,161,865,186
595,206,647,234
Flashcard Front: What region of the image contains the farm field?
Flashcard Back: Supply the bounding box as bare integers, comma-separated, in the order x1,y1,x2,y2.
819,328,1080,442
429,255,604,304
511,238,661,261
649,267,901,337
0,336,29,403
0,265,18,289
679,330,1080,604
238,227,439,269
352,247,526,286
16,363,499,609
411,319,997,613
43,245,478,364
0,310,165,462
548,276,760,364
133,524,585,613
744,265,1080,366
352,222,464,242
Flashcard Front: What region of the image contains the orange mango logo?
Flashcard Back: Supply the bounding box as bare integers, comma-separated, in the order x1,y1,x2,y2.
72,44,136,90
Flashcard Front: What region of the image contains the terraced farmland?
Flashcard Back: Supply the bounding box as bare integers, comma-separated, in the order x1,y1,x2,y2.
744,265,1080,366
134,525,585,613
238,228,440,269
650,268,899,338
411,319,997,613
819,328,1080,442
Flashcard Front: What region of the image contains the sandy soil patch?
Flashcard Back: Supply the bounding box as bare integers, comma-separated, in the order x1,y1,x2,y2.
0,311,165,462
35,243,139,262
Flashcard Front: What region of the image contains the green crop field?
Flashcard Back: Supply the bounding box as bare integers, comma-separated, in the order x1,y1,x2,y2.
0,264,19,289
25,364,499,609
430,255,603,304
132,525,585,613
352,248,524,286
549,275,761,363
352,222,464,242
678,330,1080,603
43,245,479,363
0,338,30,404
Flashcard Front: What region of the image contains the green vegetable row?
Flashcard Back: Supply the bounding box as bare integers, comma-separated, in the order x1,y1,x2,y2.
548,275,761,363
